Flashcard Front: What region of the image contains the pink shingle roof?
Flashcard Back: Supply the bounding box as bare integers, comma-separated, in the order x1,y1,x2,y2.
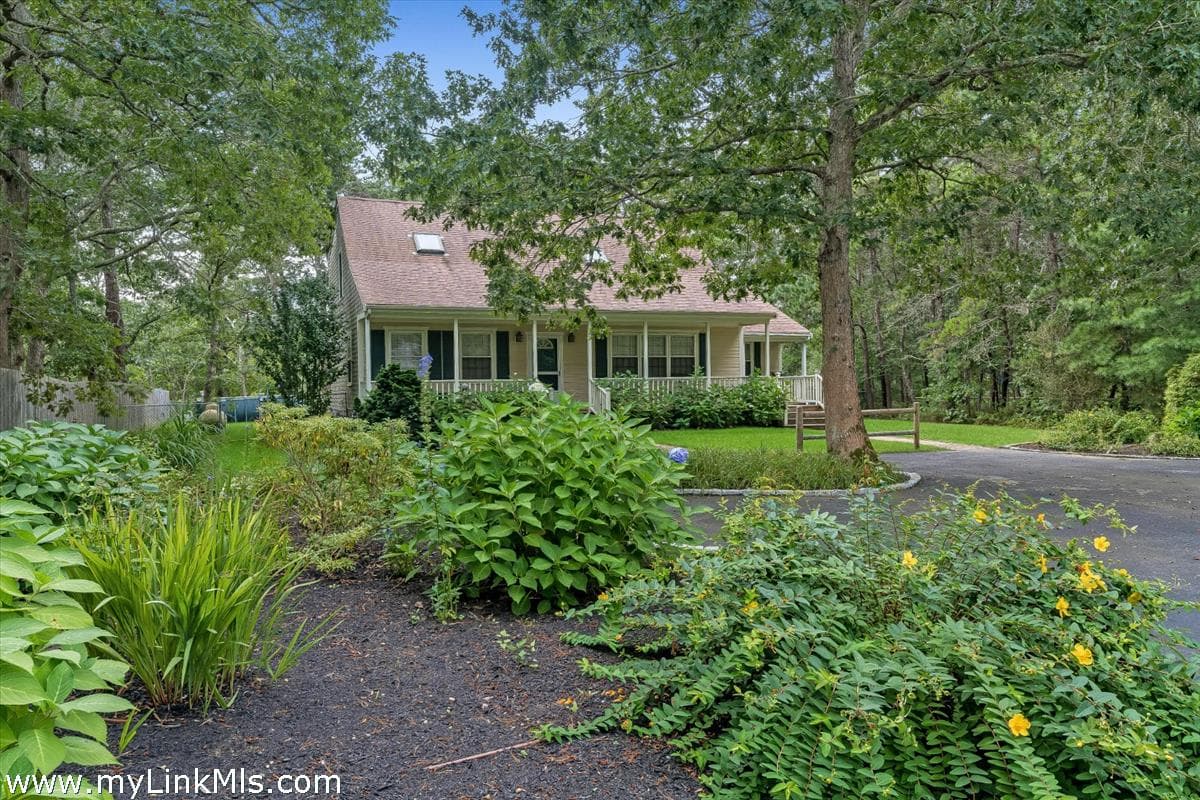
336,196,810,336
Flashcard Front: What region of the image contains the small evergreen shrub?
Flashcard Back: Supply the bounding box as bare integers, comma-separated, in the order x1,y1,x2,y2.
0,421,161,520
394,396,693,614
1040,408,1157,452
76,492,334,709
546,492,1199,799
0,500,131,783
1162,353,1200,434
680,447,901,490
358,364,423,434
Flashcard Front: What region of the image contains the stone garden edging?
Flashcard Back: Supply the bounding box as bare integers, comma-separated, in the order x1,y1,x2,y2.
676,470,921,498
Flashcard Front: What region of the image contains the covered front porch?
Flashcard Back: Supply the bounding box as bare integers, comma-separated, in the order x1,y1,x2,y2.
352,309,819,412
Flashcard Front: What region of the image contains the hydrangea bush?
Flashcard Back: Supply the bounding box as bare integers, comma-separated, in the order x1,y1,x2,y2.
545,491,1200,799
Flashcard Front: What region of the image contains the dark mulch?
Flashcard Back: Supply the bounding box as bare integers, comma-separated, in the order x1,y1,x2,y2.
100,568,699,799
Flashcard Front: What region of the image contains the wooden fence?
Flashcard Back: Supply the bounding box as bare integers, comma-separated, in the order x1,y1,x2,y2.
795,403,920,451
0,368,174,432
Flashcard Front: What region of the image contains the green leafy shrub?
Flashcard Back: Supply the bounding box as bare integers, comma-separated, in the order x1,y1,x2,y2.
1146,430,1200,457
395,396,693,614
0,421,161,520
1162,353,1200,435
358,364,422,433
680,447,902,490
603,373,784,430
428,385,539,425
76,493,333,709
0,499,131,782
133,411,216,471
1040,408,1157,452
546,493,1199,799
255,404,416,548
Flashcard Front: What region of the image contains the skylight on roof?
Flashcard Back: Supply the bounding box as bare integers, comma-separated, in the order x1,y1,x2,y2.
413,233,445,255
585,248,608,264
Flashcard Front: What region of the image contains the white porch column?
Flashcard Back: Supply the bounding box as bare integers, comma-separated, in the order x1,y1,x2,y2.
363,314,372,394
586,323,593,385
705,322,712,387
452,318,461,391
764,320,772,376
531,319,538,381
738,325,745,377
801,342,808,377
642,320,649,378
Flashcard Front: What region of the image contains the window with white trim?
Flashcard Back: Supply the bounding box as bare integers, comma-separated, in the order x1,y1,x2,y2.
610,333,640,376
460,332,493,379
647,334,697,377
389,331,424,371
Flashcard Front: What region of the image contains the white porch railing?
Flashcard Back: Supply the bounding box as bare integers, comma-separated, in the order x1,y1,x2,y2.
597,374,823,407
425,379,538,396
588,379,611,414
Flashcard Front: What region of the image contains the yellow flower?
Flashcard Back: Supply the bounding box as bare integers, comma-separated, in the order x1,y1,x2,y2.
1114,568,1130,580
741,600,760,615
1037,554,1049,574
902,550,918,569
1055,596,1070,618
1007,713,1031,737
1070,644,1094,666
1079,571,1105,593
597,592,609,601
1092,536,1110,553
1128,591,1143,604
973,508,989,524
620,718,633,732
1036,513,1047,528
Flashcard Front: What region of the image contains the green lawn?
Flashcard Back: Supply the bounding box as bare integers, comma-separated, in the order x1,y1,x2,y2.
214,422,285,476
653,420,1042,452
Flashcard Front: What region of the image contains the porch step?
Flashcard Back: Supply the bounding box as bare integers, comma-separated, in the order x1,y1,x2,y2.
785,403,825,428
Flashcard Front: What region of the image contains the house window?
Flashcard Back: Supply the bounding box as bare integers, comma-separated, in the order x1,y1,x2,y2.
610,334,640,376
389,330,424,371
460,332,493,379
647,334,696,377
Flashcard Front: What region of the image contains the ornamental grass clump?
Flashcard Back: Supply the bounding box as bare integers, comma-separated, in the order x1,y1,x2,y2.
395,396,693,615
545,491,1200,799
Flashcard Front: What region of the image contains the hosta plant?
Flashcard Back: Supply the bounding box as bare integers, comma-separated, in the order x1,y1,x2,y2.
0,421,161,522
0,500,131,783
545,491,1200,800
395,396,693,614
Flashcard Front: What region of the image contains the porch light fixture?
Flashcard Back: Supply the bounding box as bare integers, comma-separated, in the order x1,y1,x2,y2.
413,233,445,255
515,331,524,342
567,332,576,343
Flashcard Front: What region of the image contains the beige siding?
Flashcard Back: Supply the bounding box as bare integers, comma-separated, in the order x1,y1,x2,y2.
709,326,744,378
328,223,364,415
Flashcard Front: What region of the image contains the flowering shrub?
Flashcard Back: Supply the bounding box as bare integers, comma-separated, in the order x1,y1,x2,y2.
544,492,1199,799
394,396,693,614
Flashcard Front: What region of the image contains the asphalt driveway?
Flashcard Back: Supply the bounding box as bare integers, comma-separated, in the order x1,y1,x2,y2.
686,448,1200,640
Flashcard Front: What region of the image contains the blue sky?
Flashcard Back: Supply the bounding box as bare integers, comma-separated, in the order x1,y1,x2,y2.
375,1,577,120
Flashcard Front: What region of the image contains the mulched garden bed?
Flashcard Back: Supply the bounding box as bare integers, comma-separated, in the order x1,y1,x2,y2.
99,566,698,800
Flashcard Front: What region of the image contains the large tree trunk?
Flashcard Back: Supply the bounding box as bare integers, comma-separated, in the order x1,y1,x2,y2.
818,11,871,460
0,4,30,368
100,195,126,375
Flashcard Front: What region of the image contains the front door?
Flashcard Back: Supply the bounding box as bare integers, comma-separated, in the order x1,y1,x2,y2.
536,335,561,390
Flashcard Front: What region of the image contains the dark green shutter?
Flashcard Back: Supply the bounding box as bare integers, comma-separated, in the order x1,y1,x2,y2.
753,342,762,374
428,331,454,380
496,331,510,377
698,333,707,376
594,337,608,378
370,330,385,379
